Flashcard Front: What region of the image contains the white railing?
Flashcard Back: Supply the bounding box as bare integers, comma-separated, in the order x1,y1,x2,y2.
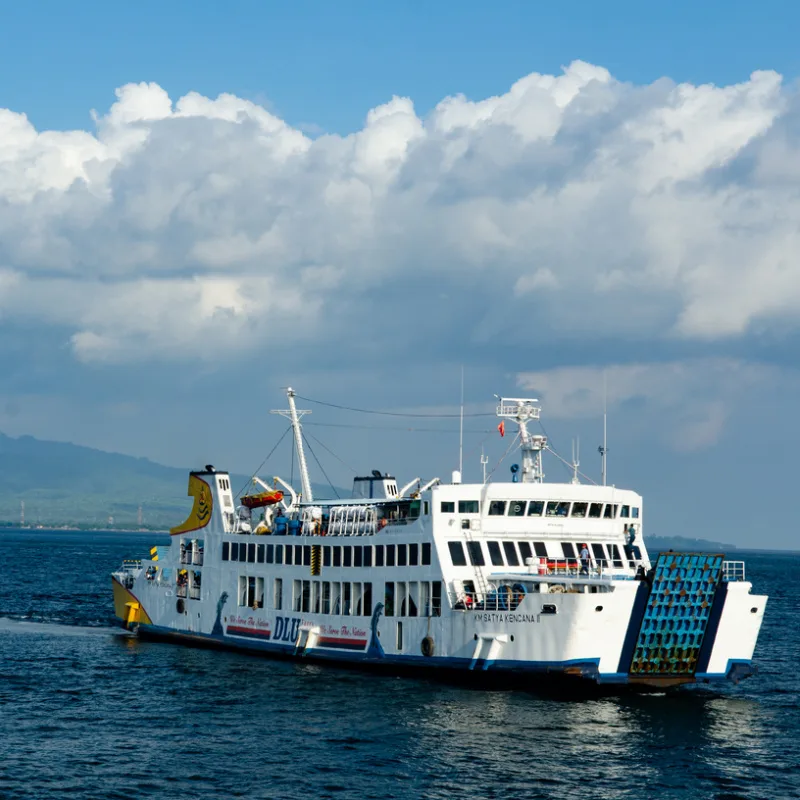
723,561,746,582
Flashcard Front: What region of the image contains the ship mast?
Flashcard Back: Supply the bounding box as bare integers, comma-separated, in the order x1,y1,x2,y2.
496,397,546,483
270,387,313,502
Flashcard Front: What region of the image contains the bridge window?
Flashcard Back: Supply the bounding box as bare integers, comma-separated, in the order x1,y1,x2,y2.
441,502,455,513
620,505,630,518
527,501,544,516
546,501,570,517
571,502,588,518
632,507,640,518
507,501,526,517
533,542,548,558
561,542,576,558
518,541,533,564
448,541,467,566
589,503,603,518
609,543,623,567
459,500,479,513
488,500,506,516
603,504,618,519
502,541,519,566
422,543,431,565
487,541,504,566
466,541,485,567
409,543,419,566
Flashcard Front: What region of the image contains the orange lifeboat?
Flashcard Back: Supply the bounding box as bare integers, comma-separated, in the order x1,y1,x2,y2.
241,490,284,509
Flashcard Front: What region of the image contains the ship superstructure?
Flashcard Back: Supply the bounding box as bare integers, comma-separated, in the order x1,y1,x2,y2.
112,389,767,690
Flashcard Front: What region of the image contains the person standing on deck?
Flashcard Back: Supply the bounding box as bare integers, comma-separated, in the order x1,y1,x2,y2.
580,544,590,575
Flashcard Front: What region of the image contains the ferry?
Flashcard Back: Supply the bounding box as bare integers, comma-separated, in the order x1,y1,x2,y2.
112,389,767,691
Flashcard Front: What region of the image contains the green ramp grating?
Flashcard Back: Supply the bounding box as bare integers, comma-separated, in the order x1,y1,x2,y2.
629,553,724,677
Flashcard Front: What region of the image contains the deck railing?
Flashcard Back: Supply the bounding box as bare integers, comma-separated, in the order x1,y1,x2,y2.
722,560,746,582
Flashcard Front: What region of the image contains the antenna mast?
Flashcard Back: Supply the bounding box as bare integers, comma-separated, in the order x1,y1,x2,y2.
496,396,546,483
480,447,488,484
571,437,580,484
271,387,313,502
458,366,464,478
598,372,607,486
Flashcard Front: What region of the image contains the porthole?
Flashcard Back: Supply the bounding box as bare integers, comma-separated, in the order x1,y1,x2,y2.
595,605,604,612
750,607,758,614
510,635,515,642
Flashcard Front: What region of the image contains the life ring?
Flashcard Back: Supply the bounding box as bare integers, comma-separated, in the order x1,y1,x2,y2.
421,636,435,657
549,585,565,594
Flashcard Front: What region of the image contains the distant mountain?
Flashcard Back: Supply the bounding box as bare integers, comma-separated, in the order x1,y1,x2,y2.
647,534,737,553
0,432,344,529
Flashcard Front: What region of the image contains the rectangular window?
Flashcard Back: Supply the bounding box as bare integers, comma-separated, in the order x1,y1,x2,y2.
488,500,506,516
571,502,588,518
363,546,373,567
458,500,479,514
284,545,294,566
487,541,504,566
384,582,395,616
421,543,431,565
333,546,342,567
312,581,321,614
518,541,533,564
533,541,548,558
397,545,407,567
507,500,526,517
322,581,331,614
331,582,341,615
292,579,302,611
247,576,256,607
620,505,630,518
440,502,455,513
409,543,419,566
302,580,311,613
230,542,239,561
591,543,606,563
632,507,640,519
222,541,230,561
396,620,403,651
609,543,623,568
352,582,363,616
466,541,485,567
527,501,544,517
561,542,577,559
432,581,442,616
502,541,519,566
256,577,264,609
323,546,331,567
303,545,311,566
238,576,247,606
343,546,352,568
423,501,429,515
257,544,265,564
248,543,256,563
546,502,559,517
275,544,283,564
266,544,274,564
407,582,418,617
589,503,603,518
386,545,396,567
363,583,372,615
448,541,467,566
375,545,385,567
604,504,618,519
296,545,304,565
354,546,363,568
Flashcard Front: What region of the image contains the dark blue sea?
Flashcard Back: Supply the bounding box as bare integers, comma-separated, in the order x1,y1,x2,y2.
0,530,798,800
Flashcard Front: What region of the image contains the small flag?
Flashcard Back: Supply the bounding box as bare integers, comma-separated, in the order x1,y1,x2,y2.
498,421,505,437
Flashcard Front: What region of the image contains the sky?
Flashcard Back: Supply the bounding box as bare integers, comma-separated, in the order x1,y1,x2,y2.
1,1,800,548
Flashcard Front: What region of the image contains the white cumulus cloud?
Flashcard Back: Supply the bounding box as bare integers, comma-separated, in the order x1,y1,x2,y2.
0,62,799,363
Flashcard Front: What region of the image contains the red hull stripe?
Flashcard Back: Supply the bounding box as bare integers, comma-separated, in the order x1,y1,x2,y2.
227,625,272,639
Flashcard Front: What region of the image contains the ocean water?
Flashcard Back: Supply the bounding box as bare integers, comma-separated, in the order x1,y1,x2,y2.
0,530,798,800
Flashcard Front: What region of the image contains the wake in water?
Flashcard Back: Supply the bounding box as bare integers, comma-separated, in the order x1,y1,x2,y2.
0,616,130,637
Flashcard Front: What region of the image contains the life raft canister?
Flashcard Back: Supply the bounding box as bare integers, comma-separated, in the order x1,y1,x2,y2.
421,636,435,657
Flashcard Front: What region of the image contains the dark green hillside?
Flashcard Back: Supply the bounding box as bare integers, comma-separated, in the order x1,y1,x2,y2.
0,433,343,529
